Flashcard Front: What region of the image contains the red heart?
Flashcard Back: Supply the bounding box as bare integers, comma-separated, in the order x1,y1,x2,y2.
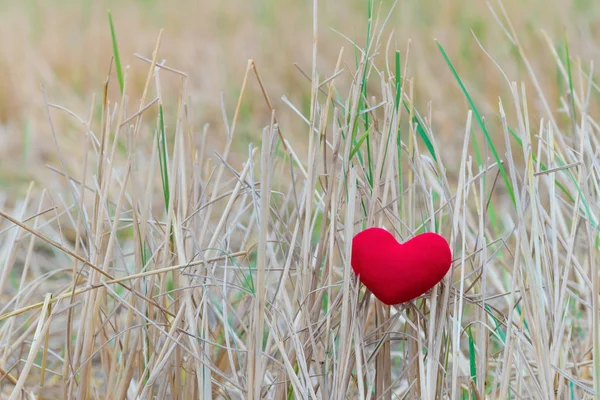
351,228,452,305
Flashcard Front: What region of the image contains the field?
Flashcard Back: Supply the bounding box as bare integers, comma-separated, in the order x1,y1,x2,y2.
1,0,600,398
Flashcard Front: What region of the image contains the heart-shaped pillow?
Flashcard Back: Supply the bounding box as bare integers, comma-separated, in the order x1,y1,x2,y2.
351,228,452,305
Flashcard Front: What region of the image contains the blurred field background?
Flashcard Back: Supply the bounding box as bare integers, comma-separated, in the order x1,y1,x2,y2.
2,0,600,398
1,0,598,197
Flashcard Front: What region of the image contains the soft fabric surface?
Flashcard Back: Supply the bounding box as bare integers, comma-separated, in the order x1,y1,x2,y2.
351,228,452,305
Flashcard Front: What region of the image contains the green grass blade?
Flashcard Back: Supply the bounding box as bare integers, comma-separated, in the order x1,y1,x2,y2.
395,50,404,218
437,42,516,208
158,105,170,212
108,10,124,94
350,126,372,160
485,304,506,344
467,326,477,399
506,124,575,203
564,33,577,127
401,101,437,162
380,50,403,177
362,0,374,185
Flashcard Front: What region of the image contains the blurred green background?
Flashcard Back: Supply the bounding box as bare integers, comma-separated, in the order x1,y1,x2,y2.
0,0,598,200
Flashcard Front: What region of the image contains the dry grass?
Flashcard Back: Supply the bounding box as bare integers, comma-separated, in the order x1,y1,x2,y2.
1,0,600,398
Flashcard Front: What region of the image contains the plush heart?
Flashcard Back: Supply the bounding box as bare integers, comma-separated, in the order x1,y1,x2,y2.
351,228,452,305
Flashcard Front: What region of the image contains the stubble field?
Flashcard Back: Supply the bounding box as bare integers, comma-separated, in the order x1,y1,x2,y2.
1,0,600,398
